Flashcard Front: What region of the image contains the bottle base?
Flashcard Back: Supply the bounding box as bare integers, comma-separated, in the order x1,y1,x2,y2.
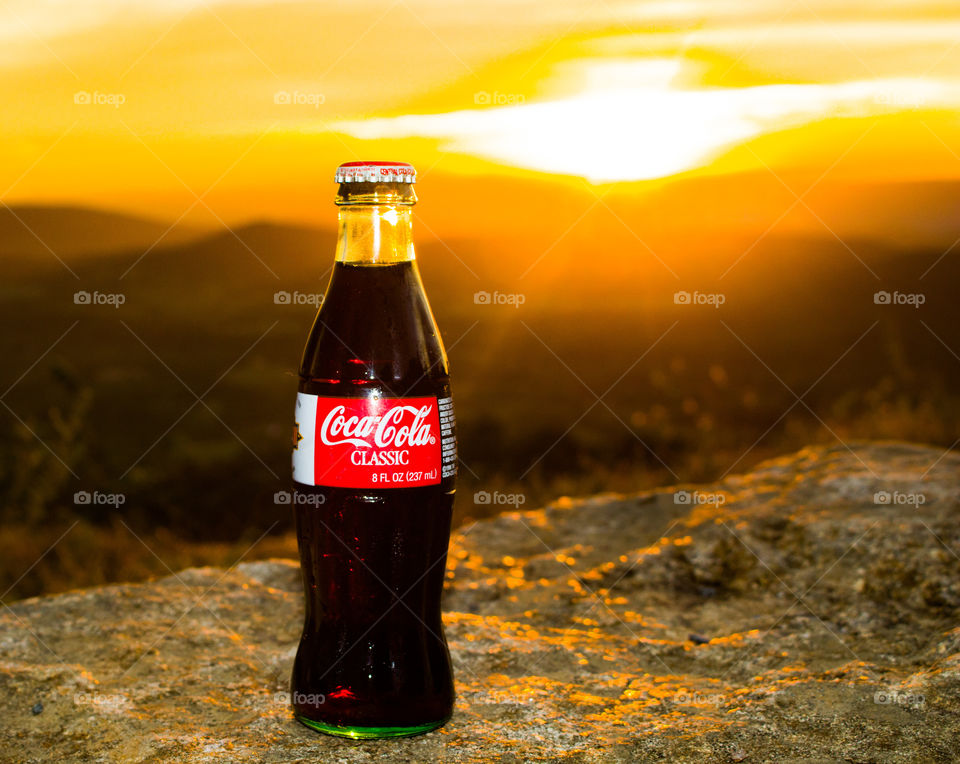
295,713,450,739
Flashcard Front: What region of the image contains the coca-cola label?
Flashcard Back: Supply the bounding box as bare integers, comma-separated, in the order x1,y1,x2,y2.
292,393,448,488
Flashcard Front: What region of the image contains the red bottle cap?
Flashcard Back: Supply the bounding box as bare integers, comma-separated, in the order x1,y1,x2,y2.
335,161,416,184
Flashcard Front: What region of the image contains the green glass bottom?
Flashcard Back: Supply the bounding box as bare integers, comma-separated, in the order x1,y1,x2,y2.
295,713,449,739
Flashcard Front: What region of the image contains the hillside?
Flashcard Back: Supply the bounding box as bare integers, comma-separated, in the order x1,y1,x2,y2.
0,205,205,260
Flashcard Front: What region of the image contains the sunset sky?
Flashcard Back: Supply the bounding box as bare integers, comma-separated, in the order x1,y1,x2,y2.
2,0,959,239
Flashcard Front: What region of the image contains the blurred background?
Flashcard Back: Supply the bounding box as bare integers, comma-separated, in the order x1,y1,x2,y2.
2,0,959,599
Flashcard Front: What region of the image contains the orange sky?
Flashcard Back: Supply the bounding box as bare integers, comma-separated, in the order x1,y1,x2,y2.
1,0,959,238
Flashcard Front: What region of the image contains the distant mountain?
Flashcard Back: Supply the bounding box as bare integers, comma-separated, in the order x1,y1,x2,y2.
0,205,205,260
15,209,957,392
36,209,957,332
155,221,338,280
6,168,958,273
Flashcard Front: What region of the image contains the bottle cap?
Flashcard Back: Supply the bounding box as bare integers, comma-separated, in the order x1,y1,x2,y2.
335,161,416,184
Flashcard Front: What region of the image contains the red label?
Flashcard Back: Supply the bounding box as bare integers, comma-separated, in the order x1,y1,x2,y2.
294,394,443,488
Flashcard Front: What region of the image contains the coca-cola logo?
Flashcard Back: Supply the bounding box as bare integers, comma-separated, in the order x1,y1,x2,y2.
294,394,446,489
319,404,435,449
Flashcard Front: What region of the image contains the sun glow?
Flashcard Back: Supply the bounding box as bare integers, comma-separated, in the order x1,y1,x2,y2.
335,59,960,183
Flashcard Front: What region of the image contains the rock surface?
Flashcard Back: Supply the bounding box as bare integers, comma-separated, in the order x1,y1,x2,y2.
2,442,960,762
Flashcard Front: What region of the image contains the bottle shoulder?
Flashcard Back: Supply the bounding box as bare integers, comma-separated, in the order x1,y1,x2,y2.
298,261,449,397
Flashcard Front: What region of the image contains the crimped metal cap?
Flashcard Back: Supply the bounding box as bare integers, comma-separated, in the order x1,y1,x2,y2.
335,161,416,184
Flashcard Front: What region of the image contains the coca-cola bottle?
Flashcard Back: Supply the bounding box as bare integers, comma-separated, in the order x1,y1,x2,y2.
290,161,458,738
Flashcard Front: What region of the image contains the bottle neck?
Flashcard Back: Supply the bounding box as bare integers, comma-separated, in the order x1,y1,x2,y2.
334,181,417,265
334,204,416,265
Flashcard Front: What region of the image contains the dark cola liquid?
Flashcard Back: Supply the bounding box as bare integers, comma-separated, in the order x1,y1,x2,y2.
292,260,455,735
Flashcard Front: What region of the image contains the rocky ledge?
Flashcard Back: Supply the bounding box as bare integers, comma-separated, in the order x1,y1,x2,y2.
2,442,959,762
